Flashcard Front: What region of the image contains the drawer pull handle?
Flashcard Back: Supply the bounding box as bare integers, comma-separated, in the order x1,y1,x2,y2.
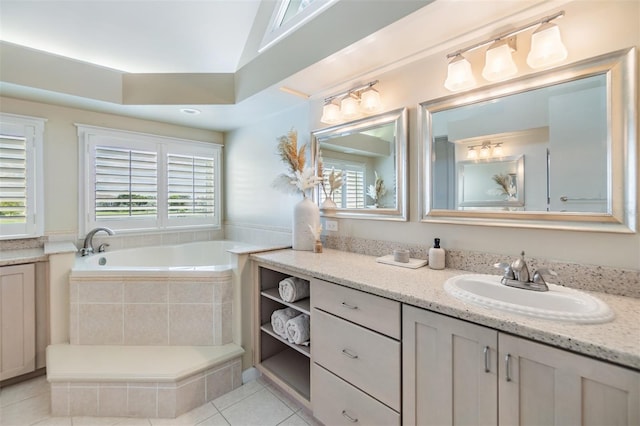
342,410,358,422
341,301,358,309
483,346,490,373
505,353,512,382
341,349,359,359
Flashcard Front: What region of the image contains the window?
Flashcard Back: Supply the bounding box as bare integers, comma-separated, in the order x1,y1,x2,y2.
321,160,365,209
259,0,337,52
0,114,45,239
78,125,221,235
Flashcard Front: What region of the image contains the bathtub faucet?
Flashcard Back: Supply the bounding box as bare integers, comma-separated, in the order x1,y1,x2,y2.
81,227,115,256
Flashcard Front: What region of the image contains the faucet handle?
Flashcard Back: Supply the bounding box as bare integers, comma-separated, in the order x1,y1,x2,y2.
532,268,557,285
494,262,515,279
98,243,110,253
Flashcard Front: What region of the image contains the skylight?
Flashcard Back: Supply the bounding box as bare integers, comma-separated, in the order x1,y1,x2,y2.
259,0,338,53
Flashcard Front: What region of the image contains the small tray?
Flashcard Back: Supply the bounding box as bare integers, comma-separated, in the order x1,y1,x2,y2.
376,255,428,269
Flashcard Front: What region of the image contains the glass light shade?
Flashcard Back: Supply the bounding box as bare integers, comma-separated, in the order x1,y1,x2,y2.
359,87,382,113
320,102,341,124
340,94,360,120
444,55,476,92
467,147,478,160
482,40,518,82
479,145,491,158
527,22,568,69
493,143,504,157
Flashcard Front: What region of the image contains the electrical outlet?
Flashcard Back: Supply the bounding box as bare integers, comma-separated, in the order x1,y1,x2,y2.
325,220,338,232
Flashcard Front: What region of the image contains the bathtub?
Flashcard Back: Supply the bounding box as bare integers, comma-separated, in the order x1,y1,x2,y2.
72,240,252,274
68,240,258,347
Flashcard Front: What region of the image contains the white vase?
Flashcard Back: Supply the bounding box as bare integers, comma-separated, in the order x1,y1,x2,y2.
321,198,337,210
292,197,320,251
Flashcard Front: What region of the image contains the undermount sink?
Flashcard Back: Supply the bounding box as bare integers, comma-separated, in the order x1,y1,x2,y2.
444,274,614,324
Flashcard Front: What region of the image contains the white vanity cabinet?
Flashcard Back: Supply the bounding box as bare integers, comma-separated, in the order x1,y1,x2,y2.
0,263,36,381
311,278,401,426
403,305,640,426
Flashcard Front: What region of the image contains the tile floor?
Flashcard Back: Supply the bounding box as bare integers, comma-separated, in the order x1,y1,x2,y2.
0,375,320,426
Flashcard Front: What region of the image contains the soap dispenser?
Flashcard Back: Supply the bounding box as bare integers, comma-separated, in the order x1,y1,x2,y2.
428,238,445,270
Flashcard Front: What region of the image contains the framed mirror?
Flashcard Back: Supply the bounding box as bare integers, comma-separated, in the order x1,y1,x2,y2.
312,108,408,221
420,48,636,233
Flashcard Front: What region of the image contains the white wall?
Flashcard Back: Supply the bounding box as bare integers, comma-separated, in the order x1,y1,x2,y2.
0,97,223,238
226,1,639,270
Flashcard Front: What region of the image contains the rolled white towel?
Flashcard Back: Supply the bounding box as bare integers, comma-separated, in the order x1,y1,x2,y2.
286,313,311,345
278,277,310,303
271,308,298,338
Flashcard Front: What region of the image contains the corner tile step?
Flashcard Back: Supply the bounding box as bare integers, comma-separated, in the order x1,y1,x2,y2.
47,343,244,418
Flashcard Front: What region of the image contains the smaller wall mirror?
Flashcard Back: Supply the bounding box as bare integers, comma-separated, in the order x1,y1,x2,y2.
456,155,524,209
312,108,408,221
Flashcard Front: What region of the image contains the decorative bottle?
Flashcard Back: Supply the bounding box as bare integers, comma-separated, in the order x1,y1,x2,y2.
428,238,445,270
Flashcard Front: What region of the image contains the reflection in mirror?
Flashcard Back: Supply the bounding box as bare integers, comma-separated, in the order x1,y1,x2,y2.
455,155,524,209
420,48,636,232
312,108,407,221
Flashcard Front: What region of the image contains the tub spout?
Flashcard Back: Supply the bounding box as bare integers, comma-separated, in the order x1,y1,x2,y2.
81,227,115,256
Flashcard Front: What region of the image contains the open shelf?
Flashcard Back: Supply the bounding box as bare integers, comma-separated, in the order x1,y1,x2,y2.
260,347,310,402
260,323,310,357
260,287,310,315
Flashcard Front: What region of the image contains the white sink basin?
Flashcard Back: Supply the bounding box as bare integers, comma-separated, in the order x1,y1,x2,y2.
444,274,614,324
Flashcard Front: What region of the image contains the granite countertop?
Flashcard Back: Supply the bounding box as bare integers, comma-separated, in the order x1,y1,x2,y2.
251,248,640,371
0,247,47,266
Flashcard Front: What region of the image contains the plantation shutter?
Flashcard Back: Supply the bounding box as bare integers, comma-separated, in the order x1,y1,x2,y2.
94,146,157,218
167,154,215,217
0,135,27,223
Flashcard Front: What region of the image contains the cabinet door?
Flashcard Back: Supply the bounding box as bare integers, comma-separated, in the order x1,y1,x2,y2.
0,264,36,380
499,334,640,425
402,305,498,426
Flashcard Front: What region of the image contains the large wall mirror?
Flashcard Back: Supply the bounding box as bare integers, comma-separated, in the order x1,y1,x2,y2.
420,48,636,232
312,108,408,221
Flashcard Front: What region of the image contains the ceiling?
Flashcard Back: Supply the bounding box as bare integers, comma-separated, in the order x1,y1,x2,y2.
0,0,558,132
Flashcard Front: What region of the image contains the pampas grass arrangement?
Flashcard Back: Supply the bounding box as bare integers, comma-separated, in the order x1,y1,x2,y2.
272,129,321,198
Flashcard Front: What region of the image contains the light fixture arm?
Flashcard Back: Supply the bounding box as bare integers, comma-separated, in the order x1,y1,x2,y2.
446,10,564,59
324,80,379,103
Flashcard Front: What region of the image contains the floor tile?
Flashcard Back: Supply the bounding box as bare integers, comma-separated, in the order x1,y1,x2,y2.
0,391,51,426
150,402,218,426
221,388,293,426
277,414,309,426
114,418,152,426
70,416,122,426
0,375,49,407
211,380,263,412
264,384,304,413
194,413,230,426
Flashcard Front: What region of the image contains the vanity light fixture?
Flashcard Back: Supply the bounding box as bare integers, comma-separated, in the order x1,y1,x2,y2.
320,80,382,124
320,100,341,124
444,10,567,91
467,146,478,160
444,54,476,92
479,141,492,158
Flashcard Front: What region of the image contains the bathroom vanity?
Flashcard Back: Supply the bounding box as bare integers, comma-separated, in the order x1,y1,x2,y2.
251,248,640,426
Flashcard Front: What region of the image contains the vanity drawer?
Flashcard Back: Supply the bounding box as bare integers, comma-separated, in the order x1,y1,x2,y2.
312,363,400,426
312,308,400,411
311,278,400,339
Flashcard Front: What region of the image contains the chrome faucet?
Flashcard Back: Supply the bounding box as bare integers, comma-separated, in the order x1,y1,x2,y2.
81,227,115,256
494,251,556,292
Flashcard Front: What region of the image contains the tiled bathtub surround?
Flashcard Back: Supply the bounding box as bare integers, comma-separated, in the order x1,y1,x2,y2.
50,358,242,418
69,274,233,345
324,235,640,298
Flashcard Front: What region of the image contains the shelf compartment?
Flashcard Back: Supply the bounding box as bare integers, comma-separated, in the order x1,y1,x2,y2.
261,287,310,315
260,323,310,357
260,347,310,402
